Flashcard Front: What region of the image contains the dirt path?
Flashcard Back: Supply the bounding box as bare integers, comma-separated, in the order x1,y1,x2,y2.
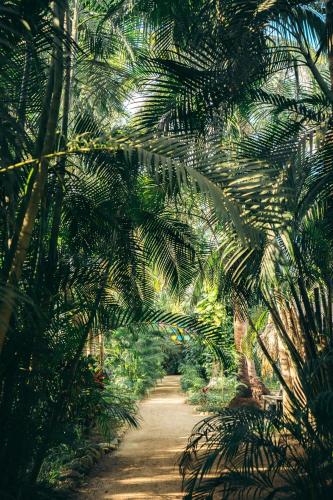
76,375,202,500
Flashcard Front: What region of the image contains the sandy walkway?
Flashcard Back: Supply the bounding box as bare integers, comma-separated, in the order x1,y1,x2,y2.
76,375,202,500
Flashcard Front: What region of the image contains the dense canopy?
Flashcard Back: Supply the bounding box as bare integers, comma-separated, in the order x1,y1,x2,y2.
0,1,333,499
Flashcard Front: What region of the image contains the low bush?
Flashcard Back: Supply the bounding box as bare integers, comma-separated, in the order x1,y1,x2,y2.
37,358,138,488
180,364,206,393
180,361,239,413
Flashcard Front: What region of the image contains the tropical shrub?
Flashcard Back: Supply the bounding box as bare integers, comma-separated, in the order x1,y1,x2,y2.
180,364,207,394
180,397,333,499
182,367,239,413
29,356,138,490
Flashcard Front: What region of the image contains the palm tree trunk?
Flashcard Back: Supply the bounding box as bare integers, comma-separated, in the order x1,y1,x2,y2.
247,357,269,399
99,331,104,367
48,0,78,273
327,0,333,91
296,4,333,102
277,328,293,415
230,305,270,406
18,42,31,127
233,310,252,398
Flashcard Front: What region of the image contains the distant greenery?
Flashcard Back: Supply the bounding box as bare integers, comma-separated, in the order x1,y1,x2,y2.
179,290,238,413
181,364,239,413
104,327,179,398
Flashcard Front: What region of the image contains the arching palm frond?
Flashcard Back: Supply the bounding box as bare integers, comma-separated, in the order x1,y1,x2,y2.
94,303,231,366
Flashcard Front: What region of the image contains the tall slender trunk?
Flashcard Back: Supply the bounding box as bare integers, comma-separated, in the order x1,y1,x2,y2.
247,357,269,399
230,305,270,407
233,308,252,398
294,60,300,101
327,0,333,91
18,42,31,127
48,1,78,274
270,306,305,416
296,5,333,103
88,328,94,355
99,331,104,367
276,312,293,415
0,1,65,355
324,1,333,380
3,43,32,257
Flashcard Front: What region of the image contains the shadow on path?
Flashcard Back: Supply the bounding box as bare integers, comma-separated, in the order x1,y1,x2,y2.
76,375,202,500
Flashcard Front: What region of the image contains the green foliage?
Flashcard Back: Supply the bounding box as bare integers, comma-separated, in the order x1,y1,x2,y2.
1,1,333,499
73,357,138,437
180,364,206,393
179,301,238,413
162,338,183,375
104,327,172,398
35,356,138,489
180,362,239,413
195,289,228,328
180,401,333,499
38,444,78,487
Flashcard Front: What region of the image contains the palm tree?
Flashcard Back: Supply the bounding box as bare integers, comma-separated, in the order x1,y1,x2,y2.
0,4,236,496
1,1,333,498
130,0,333,402
0,1,215,496
126,2,333,496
